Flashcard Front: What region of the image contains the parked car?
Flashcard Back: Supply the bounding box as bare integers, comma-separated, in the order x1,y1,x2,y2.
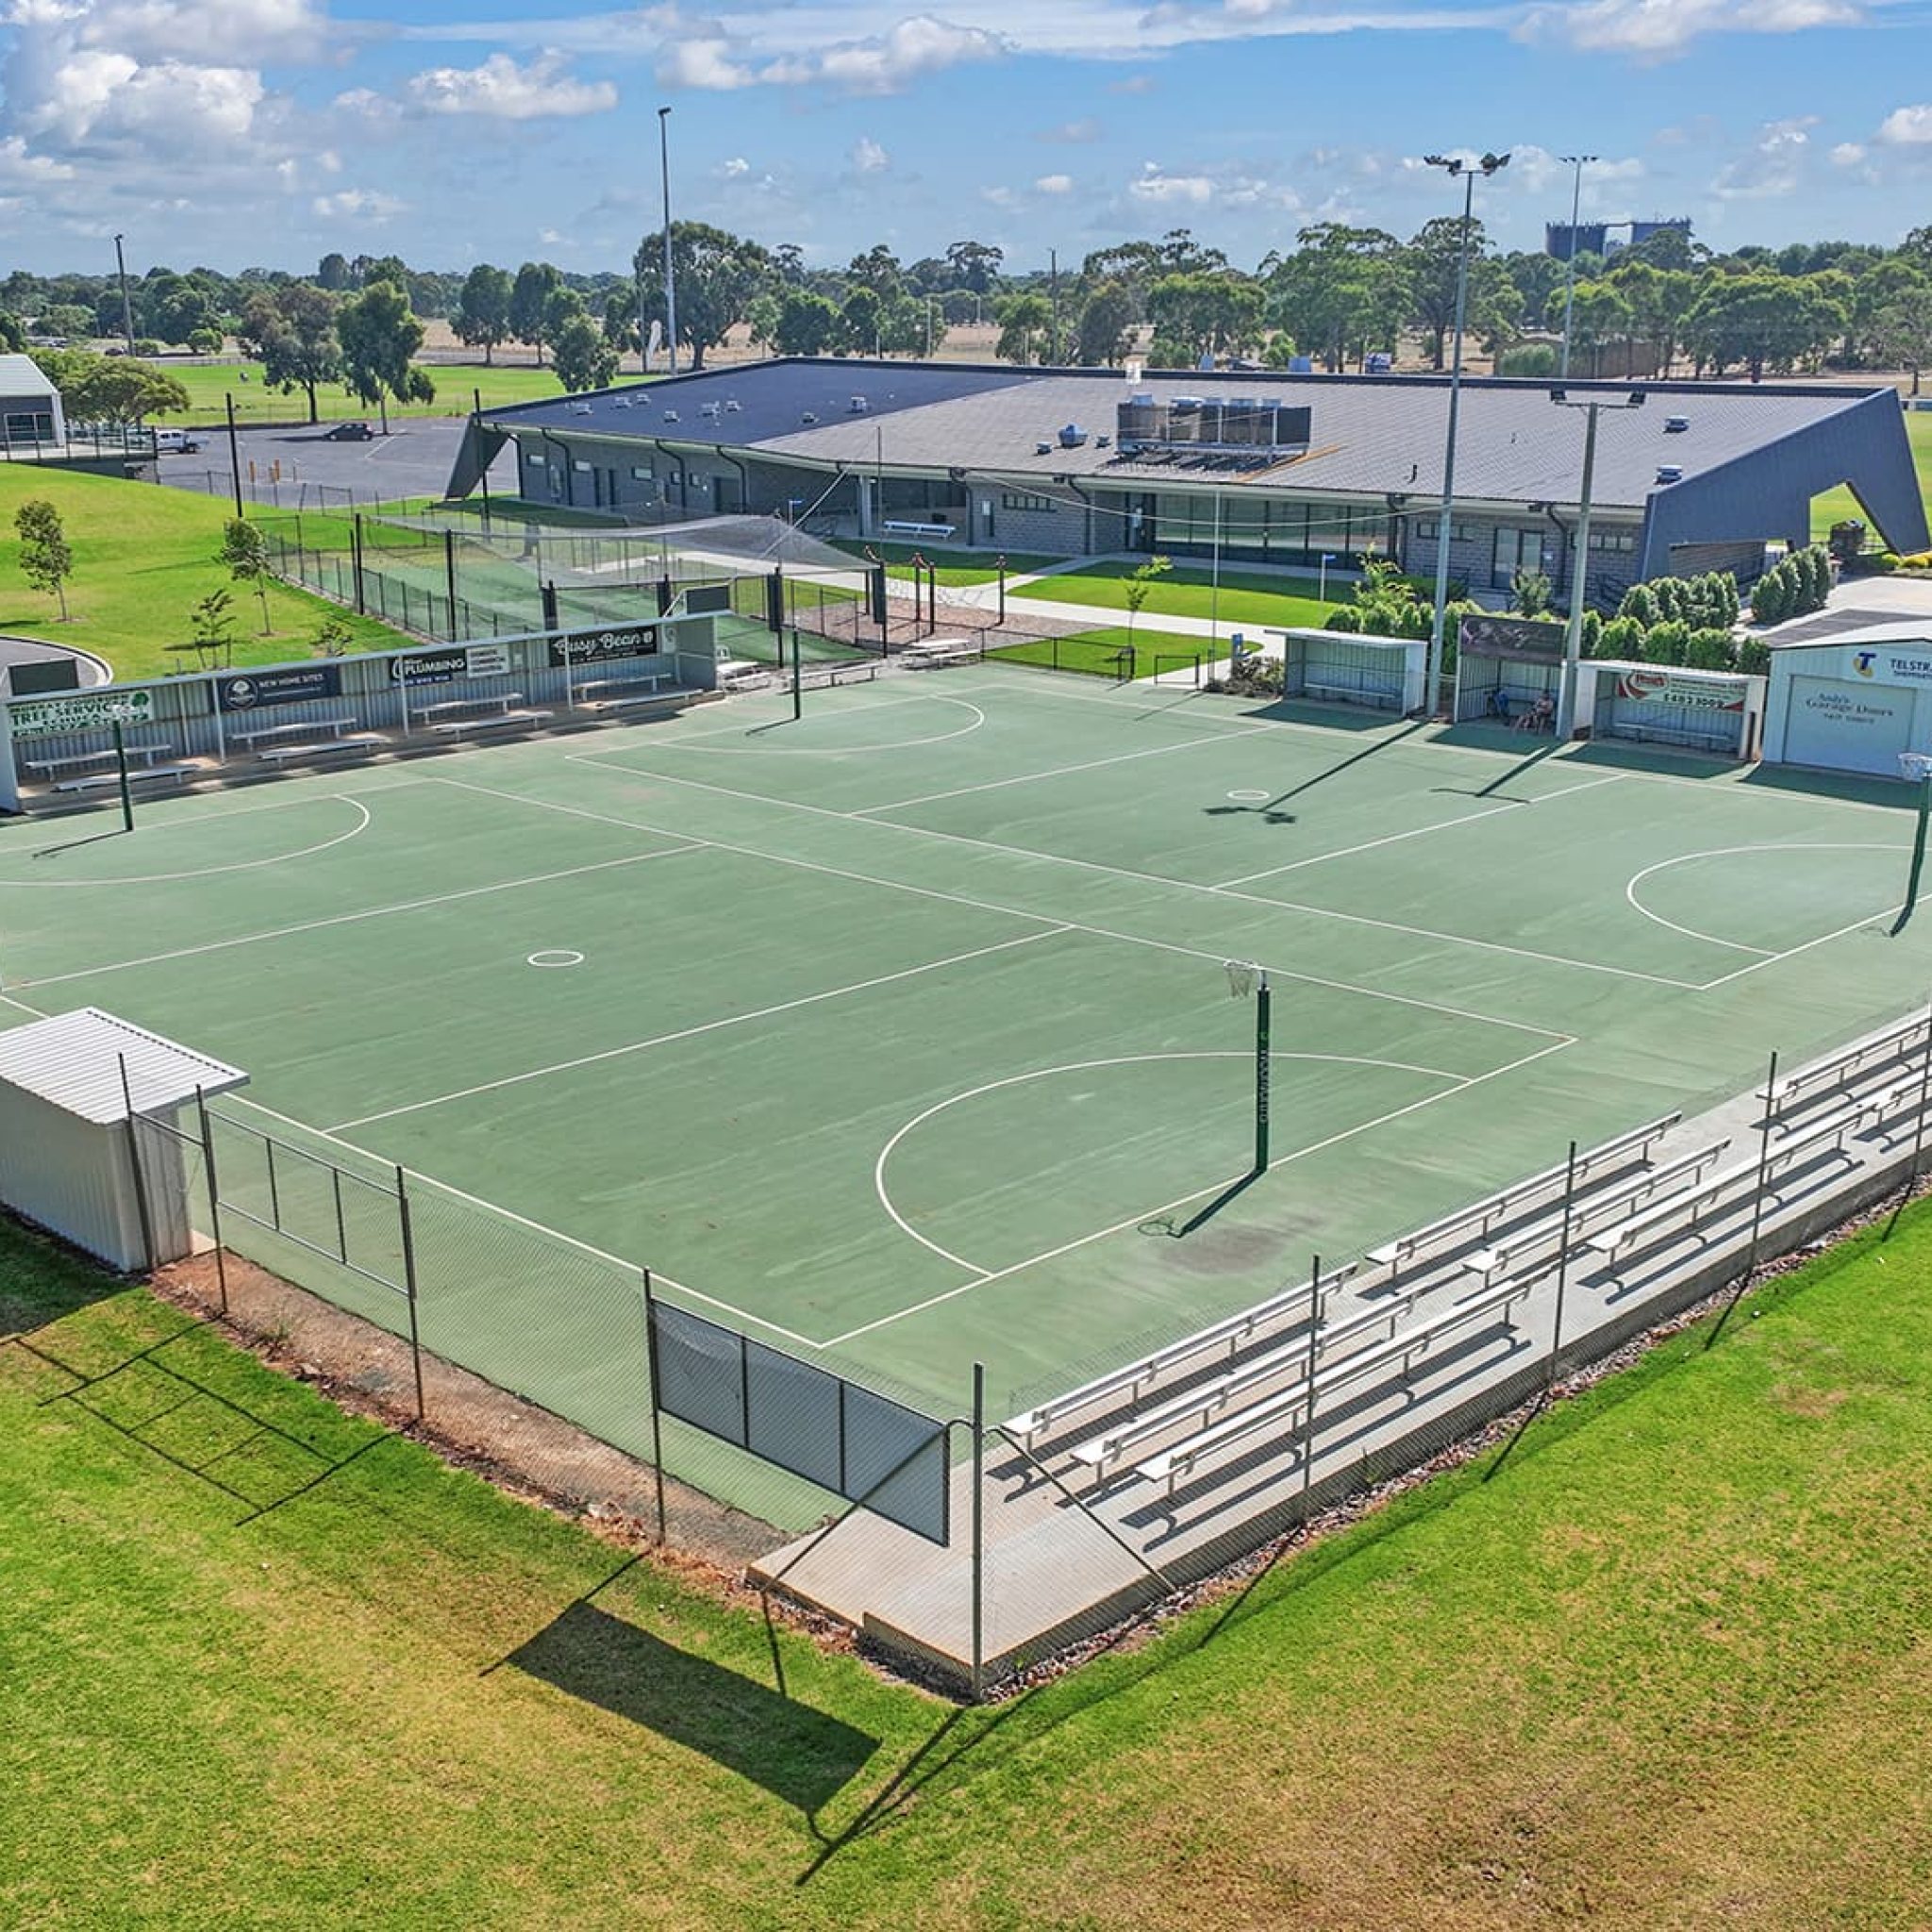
324,421,375,441
152,427,203,454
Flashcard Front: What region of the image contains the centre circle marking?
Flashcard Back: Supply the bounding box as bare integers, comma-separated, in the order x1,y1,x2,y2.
2,796,371,887
1226,788,1271,802
1624,841,1903,956
664,696,987,756
527,950,585,969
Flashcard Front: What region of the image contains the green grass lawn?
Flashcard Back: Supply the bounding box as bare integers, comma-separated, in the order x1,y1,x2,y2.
1,468,411,677
832,541,1062,587
151,360,576,427
6,1180,1930,1926
1812,407,1932,543
1011,557,1341,629
990,625,1218,679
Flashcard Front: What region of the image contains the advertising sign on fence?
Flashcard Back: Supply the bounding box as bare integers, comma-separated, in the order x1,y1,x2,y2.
546,625,659,668
390,643,514,686
8,688,157,737
1458,615,1568,659
1615,669,1747,712
217,665,343,711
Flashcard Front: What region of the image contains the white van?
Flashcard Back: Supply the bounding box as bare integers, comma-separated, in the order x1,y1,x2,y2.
152,427,204,454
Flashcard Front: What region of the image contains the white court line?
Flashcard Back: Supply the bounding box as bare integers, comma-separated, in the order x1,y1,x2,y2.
221,1095,823,1348
851,722,1274,817
438,771,1569,1042
0,990,49,1018
328,925,1071,1132
1698,891,1921,991
1212,773,1625,889
571,750,1690,989
873,1049,1468,1279
650,692,984,755
1624,842,1901,961
0,796,374,888
821,1036,1570,1348
22,846,704,990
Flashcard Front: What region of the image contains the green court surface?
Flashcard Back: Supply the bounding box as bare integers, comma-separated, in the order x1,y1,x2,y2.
6,674,1932,1484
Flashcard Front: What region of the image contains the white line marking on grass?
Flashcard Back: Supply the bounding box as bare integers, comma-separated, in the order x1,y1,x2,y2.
328,926,1071,1132
219,1094,824,1348
0,797,372,888
450,770,1570,1043
653,693,986,754
824,1036,1569,1348
853,723,1272,817
1625,842,1901,961
873,1049,1468,1278
576,753,1690,989
22,846,704,990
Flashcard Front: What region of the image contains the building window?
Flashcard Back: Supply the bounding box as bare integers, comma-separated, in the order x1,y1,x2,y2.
1415,518,1473,542
1002,491,1055,513
573,460,591,474
630,465,653,480
525,451,545,466
1588,529,1636,553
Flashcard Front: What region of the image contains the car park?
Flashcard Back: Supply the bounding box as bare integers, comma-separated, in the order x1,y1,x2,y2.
324,421,375,441
151,428,203,454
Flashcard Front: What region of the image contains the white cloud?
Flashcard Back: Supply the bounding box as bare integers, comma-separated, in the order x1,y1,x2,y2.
720,155,750,176
1710,115,1816,199
659,13,1003,93
850,135,890,173
1831,141,1867,165
1035,172,1073,193
1129,162,1216,205
311,187,404,221
0,134,75,183
1038,117,1100,143
1520,0,1859,56
407,52,616,119
74,0,329,64
1877,104,1932,144
656,37,754,87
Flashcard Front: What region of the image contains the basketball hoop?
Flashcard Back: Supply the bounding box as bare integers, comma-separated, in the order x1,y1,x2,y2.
1902,753,1932,786
1224,959,1261,1000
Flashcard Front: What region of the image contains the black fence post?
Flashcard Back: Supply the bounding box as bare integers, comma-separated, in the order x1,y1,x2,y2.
543,581,561,632
1301,1256,1322,1503
971,1360,986,1703
194,1087,229,1318
443,527,458,631
1547,1140,1579,1395
1710,1047,1779,1349
395,1165,425,1423
117,1054,158,1273
351,513,366,615
642,1270,667,1544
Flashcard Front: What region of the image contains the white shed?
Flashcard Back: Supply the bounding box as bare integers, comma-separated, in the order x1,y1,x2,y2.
0,1008,247,1272
1761,624,1932,778
0,352,64,451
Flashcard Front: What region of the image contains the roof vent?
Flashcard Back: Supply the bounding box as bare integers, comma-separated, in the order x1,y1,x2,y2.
801,411,818,425
724,398,741,412
849,394,870,413
1655,463,1682,484
1096,434,1111,448
1035,441,1054,455
567,401,592,416
661,408,679,423
1058,424,1088,448
613,397,633,409
1664,415,1690,433
698,400,721,419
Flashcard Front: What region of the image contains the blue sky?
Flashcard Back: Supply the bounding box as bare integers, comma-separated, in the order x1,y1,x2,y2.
3,0,1931,276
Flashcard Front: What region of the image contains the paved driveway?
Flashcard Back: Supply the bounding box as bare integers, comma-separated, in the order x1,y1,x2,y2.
158,417,512,510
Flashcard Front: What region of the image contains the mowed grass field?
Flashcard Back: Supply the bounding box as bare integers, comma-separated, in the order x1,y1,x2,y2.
0,468,410,676
6,1192,1930,1928
151,359,578,427
1012,558,1344,630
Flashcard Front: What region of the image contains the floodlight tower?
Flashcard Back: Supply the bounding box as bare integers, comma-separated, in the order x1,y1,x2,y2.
1422,149,1508,719
1557,154,1597,382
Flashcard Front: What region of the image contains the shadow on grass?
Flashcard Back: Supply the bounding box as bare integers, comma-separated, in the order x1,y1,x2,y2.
0,1213,141,1338
502,1592,881,1815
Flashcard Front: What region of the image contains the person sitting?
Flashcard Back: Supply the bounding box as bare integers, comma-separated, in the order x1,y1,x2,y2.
1488,689,1512,724
1518,690,1556,733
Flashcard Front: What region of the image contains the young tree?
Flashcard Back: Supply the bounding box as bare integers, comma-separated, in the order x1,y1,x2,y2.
188,587,239,670
551,310,621,394
337,280,433,431
13,498,74,621
218,516,274,634
454,263,514,366
1509,568,1553,617
1075,281,1136,366
313,611,357,658
238,285,341,424
1123,554,1173,648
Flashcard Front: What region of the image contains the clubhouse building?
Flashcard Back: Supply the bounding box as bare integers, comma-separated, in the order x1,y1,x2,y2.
446,360,1929,608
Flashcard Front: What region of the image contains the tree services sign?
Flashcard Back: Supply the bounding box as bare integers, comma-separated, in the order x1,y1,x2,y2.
8,689,156,738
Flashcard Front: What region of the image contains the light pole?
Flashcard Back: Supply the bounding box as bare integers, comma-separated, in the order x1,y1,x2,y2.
658,106,679,376
1557,154,1597,383
1423,150,1508,720
1552,386,1644,737
113,232,136,356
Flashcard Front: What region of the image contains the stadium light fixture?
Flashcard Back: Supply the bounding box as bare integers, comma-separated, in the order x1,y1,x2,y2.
1552,386,1645,737
1422,149,1509,719
1557,155,1598,383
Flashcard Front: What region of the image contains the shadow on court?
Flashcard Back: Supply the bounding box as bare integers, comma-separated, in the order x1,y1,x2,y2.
1203,719,1425,827
31,827,131,862
498,1583,880,1815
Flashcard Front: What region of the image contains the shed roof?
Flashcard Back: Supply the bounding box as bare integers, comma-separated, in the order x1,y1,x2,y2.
0,353,58,400
0,1008,248,1124
482,359,1890,514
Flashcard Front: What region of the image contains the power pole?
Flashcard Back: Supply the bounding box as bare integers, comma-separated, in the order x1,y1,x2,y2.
113,233,136,355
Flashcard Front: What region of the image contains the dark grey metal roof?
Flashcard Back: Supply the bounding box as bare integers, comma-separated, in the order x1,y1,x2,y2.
0,1008,248,1124
483,359,1904,517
